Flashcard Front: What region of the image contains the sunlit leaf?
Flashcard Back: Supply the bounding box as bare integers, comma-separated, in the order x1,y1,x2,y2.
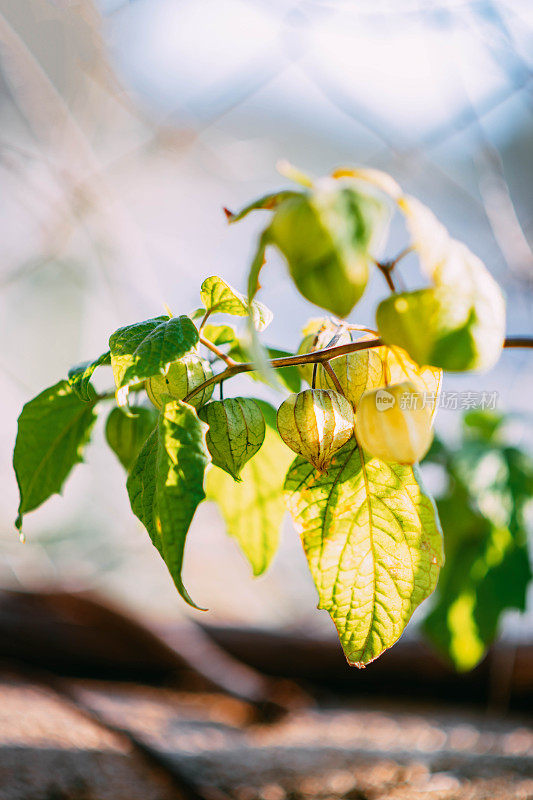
201,324,238,346
68,351,111,402
285,439,443,666
387,197,506,372
14,380,97,530
377,259,505,372
109,315,199,390
398,195,450,277
206,401,292,575
200,275,272,331
332,167,402,199
267,185,389,318
128,400,209,609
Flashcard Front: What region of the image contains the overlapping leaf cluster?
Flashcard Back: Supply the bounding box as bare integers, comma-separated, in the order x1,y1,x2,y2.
423,412,533,670
12,164,528,671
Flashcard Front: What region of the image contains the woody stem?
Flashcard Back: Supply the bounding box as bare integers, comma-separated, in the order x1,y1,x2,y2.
323,362,344,394
183,335,533,404
199,335,236,367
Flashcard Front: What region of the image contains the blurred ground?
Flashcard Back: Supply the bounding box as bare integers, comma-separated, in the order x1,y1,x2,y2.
0,589,532,800
1,673,532,800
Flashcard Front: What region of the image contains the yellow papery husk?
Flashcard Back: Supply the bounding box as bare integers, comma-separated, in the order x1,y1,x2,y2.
318,332,383,408
356,381,434,465
296,318,352,386
376,344,442,421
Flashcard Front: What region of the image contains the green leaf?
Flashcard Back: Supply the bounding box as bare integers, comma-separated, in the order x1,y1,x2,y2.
206,401,292,575
423,489,531,671
202,324,238,346
126,429,161,553
14,380,97,530
68,351,111,402
398,194,450,278
224,190,300,223
284,439,443,667
267,186,389,318
105,405,158,471
463,409,504,443
242,232,282,389
127,400,210,609
265,349,301,393
109,315,199,390
156,401,210,608
247,230,270,304
422,419,533,670
200,275,272,332
229,341,301,394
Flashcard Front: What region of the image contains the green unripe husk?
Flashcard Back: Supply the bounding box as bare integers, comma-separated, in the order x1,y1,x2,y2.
146,354,213,410
199,397,265,481
277,388,354,472
268,185,388,318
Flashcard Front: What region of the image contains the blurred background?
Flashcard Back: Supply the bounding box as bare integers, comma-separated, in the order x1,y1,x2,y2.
1,0,532,648
1,2,533,798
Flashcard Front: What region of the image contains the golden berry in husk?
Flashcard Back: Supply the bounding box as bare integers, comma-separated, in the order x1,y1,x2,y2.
277,388,354,472
356,381,433,464
146,354,213,410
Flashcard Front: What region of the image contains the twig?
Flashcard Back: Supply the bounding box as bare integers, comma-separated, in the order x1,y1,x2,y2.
198,310,211,332
199,335,236,367
97,336,533,406
389,246,414,267
185,335,533,404
323,362,343,394
184,338,383,402
375,246,414,293
376,262,397,292
503,336,533,348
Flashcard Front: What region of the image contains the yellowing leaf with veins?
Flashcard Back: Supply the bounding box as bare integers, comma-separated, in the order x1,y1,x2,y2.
284,439,443,667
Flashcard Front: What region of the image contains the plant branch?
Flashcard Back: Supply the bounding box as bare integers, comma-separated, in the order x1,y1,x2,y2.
503,336,533,348
390,246,413,267
199,335,236,367
374,246,413,293
184,337,383,402
323,361,343,394
375,261,397,292
184,335,533,404
198,309,211,332
97,337,532,406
